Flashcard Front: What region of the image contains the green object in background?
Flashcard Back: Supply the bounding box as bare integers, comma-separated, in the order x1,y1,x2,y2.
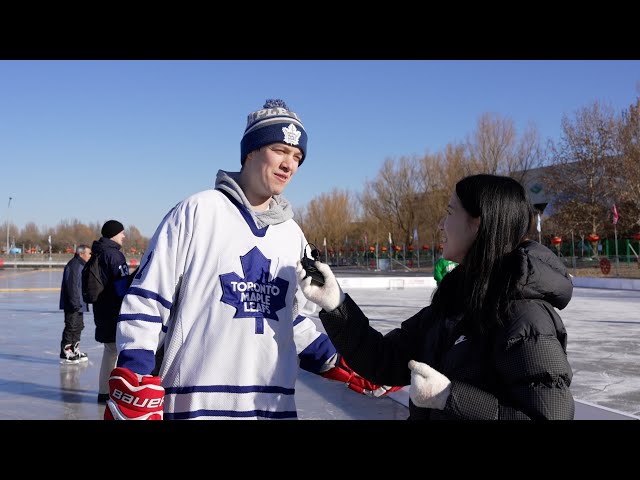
434,257,458,286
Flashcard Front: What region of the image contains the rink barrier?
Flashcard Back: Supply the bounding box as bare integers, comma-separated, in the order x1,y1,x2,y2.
335,275,640,291
336,276,437,289
570,276,640,291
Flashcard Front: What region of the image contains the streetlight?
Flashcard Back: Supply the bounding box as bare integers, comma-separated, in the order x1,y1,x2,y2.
6,197,11,254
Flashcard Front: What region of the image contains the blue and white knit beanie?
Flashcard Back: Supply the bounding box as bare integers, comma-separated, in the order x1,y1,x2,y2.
240,99,308,166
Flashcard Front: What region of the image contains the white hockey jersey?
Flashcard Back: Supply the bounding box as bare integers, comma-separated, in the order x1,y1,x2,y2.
116,173,336,419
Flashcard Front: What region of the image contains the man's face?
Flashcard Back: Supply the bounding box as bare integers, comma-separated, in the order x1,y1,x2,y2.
112,231,125,246
80,249,92,262
241,143,302,206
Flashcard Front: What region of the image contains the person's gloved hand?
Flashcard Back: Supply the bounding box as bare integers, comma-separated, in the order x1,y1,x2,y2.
104,367,165,420
321,355,404,397
296,259,345,312
408,360,452,410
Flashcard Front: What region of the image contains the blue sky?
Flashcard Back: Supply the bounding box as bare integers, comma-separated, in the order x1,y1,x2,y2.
1,60,639,237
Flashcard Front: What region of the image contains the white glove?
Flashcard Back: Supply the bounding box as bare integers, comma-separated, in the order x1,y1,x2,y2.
295,259,345,312
408,360,452,410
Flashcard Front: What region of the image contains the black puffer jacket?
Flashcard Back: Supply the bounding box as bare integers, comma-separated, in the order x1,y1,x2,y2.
91,237,129,343
320,240,575,420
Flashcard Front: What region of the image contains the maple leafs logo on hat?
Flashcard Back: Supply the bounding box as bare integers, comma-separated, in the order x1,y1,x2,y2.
240,98,308,166
282,123,302,146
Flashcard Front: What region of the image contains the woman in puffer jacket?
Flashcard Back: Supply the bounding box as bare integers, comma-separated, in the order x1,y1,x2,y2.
297,174,575,420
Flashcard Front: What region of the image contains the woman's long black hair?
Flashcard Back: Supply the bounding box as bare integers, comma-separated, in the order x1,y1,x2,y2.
431,174,534,334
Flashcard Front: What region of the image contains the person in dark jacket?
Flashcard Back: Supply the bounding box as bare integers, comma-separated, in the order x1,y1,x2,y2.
297,173,575,420
92,220,130,403
59,244,92,364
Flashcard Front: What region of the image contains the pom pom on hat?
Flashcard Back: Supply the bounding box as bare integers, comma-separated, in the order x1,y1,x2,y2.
101,220,125,239
240,99,308,166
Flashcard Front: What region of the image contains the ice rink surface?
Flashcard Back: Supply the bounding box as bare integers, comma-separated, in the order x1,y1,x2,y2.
1,268,639,421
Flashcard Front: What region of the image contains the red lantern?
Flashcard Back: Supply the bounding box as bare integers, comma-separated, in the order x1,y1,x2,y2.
633,233,640,241
381,247,388,252
586,234,600,243
394,245,401,252
551,236,562,245
437,244,443,251
350,248,355,253
359,247,365,252
586,233,600,256
408,245,414,251
421,244,430,251
369,246,375,252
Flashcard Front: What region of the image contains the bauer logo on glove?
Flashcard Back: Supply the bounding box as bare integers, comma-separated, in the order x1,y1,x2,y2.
104,367,165,420
111,387,164,409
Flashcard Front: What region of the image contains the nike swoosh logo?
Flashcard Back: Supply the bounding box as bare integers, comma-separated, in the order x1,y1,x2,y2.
454,335,467,346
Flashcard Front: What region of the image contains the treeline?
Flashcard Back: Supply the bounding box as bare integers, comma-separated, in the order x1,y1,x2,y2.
297,97,640,254
1,219,150,255
4,96,640,257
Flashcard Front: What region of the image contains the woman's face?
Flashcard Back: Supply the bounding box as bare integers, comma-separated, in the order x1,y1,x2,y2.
438,191,480,264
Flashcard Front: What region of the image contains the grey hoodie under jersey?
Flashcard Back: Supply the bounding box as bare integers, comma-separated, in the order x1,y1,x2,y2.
214,169,294,229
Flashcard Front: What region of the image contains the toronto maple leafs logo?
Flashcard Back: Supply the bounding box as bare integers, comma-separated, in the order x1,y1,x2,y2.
219,246,289,334
281,123,301,146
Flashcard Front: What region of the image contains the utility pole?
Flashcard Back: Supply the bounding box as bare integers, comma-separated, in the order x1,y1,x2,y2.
6,197,12,254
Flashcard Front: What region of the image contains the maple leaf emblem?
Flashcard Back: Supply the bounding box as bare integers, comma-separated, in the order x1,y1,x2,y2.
281,123,301,146
219,247,289,334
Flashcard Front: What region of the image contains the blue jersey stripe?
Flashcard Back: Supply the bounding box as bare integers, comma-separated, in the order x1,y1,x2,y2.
165,409,297,420
118,313,162,323
127,286,173,309
298,333,336,374
166,384,295,395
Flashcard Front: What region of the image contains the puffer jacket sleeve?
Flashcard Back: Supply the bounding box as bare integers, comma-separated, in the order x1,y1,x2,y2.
68,257,86,312
320,293,430,387
491,299,574,420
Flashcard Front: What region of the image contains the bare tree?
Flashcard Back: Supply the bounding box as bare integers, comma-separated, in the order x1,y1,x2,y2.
618,96,640,230
126,225,147,253
10,220,151,255
466,113,545,182
359,156,421,247
545,101,620,238
511,123,547,185
293,204,306,234
412,146,470,249
303,188,356,254
467,112,516,174
19,222,41,251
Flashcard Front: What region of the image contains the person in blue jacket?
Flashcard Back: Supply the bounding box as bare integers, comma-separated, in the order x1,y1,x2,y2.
59,244,92,364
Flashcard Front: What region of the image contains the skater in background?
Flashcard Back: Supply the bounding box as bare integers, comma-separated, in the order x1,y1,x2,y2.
59,244,92,364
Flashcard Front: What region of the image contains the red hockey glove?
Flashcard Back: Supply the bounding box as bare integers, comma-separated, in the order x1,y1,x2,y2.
321,355,404,398
104,367,165,420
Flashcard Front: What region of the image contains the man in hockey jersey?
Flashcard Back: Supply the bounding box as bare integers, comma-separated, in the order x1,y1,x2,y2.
105,99,401,420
